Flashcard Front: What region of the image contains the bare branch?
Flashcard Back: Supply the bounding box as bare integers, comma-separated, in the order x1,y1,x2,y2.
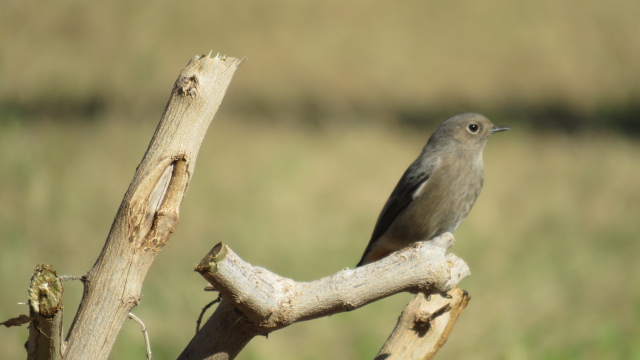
62,54,243,360
128,312,152,360
178,232,470,360
196,296,221,333
58,275,83,282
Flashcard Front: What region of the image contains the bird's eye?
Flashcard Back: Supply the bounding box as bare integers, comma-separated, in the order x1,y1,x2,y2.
467,123,479,134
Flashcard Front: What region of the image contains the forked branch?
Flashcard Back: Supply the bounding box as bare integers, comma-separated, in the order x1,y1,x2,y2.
178,232,470,360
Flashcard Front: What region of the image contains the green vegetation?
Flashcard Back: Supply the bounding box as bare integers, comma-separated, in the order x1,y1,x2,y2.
1,1,639,358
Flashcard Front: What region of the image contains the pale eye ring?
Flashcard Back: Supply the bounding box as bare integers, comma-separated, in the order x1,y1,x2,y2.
467,123,479,133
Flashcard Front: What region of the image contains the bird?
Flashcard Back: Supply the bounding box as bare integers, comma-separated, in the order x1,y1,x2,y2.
356,113,508,267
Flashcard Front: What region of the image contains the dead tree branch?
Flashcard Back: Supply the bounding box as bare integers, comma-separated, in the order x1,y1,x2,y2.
376,287,471,360
27,264,64,360
62,54,243,360
178,232,470,360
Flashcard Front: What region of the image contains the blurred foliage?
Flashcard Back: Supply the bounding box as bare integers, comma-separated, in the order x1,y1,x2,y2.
2,1,640,359
1,0,639,132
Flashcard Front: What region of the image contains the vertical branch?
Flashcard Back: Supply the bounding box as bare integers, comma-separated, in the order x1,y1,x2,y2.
63,54,243,360
27,264,64,360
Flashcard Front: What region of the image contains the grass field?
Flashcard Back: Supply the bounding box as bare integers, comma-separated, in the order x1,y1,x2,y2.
1,114,639,359
1,0,640,358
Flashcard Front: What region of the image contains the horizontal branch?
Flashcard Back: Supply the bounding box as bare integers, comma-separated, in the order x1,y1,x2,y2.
179,232,470,360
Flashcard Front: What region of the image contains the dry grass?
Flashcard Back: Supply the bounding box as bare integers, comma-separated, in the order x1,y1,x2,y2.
1,115,639,359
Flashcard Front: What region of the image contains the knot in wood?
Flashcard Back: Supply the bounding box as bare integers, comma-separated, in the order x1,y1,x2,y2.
176,75,200,97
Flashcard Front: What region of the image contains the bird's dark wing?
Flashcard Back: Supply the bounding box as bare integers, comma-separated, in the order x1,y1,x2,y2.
356,157,435,266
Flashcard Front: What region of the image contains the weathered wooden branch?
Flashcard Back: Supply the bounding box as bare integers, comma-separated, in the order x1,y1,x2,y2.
62,54,243,360
27,264,64,360
376,287,471,360
178,232,470,360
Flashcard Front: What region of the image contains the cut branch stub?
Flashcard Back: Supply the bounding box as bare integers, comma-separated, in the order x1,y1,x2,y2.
28,264,63,317
27,264,64,360
196,242,228,275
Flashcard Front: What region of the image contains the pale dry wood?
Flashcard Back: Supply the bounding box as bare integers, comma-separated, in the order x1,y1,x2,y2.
178,232,470,360
62,54,243,360
27,264,64,360
376,287,471,360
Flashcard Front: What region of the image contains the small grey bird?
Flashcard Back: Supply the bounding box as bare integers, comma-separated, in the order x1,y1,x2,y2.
356,113,508,266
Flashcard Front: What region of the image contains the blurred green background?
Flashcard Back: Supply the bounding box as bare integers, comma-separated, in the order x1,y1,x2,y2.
1,1,639,359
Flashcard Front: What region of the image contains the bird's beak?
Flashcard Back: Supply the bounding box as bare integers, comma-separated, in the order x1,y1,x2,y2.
491,126,510,134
